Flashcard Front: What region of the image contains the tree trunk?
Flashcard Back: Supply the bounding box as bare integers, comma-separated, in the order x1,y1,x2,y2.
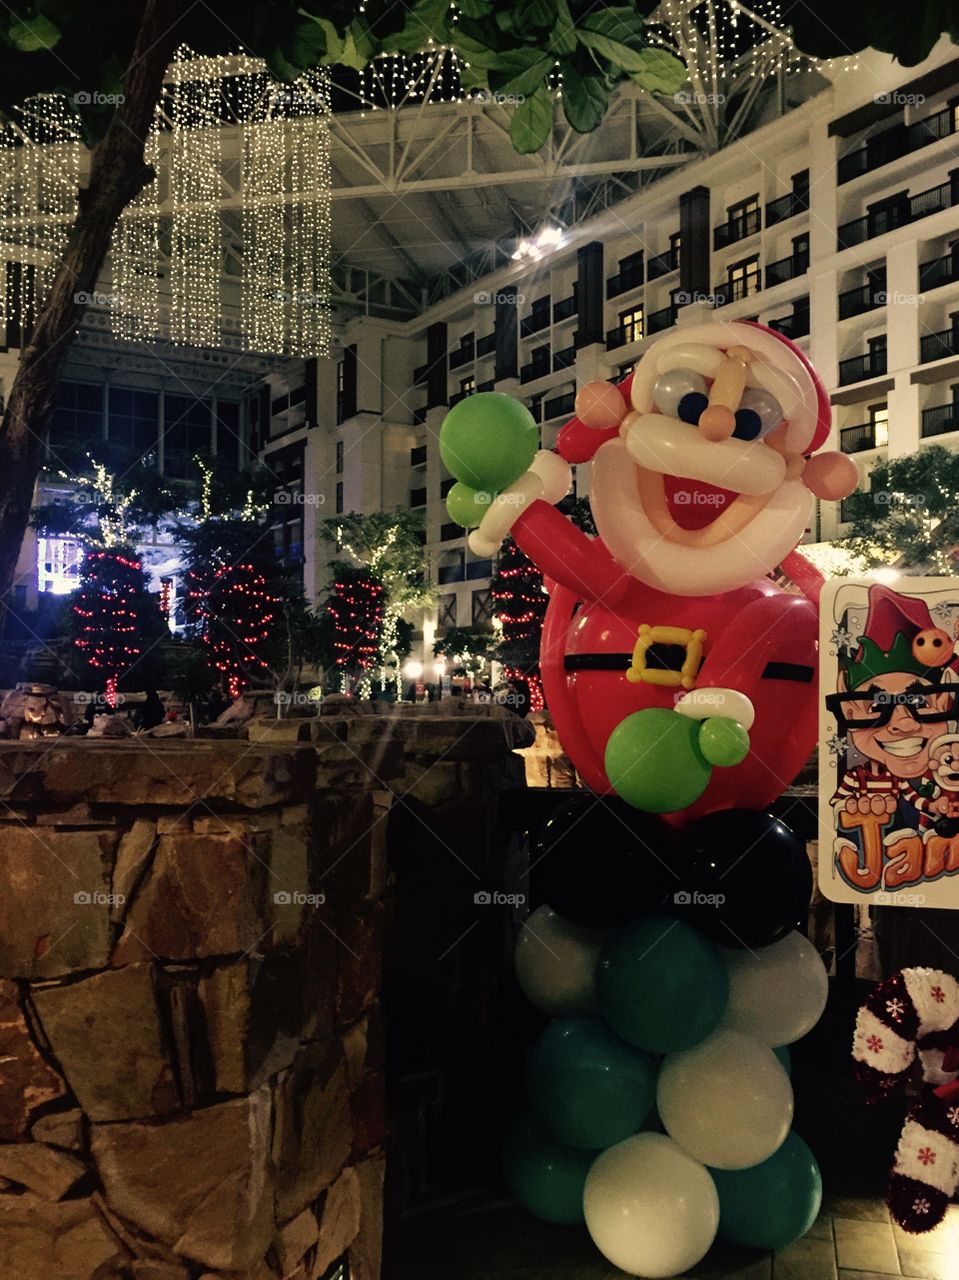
0,0,181,603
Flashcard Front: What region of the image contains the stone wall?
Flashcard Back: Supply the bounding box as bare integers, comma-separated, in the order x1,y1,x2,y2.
0,738,387,1280
0,705,536,1277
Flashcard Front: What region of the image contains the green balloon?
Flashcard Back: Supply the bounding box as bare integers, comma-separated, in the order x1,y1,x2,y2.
445,481,492,529
605,709,713,813
503,1111,594,1225
440,392,538,491
528,1016,658,1150
773,1044,792,1075
596,915,728,1053
699,717,750,767
711,1131,822,1250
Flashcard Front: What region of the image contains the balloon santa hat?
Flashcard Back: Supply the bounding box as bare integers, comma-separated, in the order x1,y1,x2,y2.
441,320,859,817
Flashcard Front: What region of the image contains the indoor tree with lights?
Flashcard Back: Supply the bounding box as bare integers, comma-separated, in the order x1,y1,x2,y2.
71,547,166,704
490,535,548,712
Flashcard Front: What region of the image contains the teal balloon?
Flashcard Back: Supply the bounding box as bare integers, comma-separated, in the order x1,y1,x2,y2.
440,393,538,491
528,1016,658,1150
711,1131,822,1250
597,915,728,1053
605,709,713,813
503,1111,594,1225
774,1044,792,1075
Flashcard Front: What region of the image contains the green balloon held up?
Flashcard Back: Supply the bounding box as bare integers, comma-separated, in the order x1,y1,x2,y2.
596,915,728,1053
528,1016,658,1150
699,717,750,768
440,392,538,491
711,1131,822,1251
445,481,492,529
605,709,713,813
503,1111,595,1225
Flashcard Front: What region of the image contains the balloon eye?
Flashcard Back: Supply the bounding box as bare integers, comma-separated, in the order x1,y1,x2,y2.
653,368,708,417
738,387,784,438
733,408,762,440
677,391,708,425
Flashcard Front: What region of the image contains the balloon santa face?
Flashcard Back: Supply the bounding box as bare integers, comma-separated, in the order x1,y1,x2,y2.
588,321,837,597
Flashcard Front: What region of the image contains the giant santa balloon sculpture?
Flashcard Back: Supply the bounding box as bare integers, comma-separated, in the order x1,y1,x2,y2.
442,321,859,1277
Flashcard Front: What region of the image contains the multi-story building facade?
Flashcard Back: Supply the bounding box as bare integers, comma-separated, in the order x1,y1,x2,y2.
12,37,959,676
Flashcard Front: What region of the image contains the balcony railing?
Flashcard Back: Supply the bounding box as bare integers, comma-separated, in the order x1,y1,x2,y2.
920,329,959,363
768,301,810,339
553,295,577,322
478,378,494,392
476,331,496,357
606,322,643,349
840,422,880,452
838,348,887,386
837,105,956,184
647,250,679,281
527,399,543,422
553,345,576,372
448,388,473,407
449,342,475,370
714,207,761,250
765,189,808,227
922,402,959,438
607,258,644,297
410,445,427,467
647,304,676,334
838,180,955,250
519,354,551,383
765,254,808,288
919,253,959,292
520,308,551,337
543,390,575,421
466,558,493,580
838,282,885,319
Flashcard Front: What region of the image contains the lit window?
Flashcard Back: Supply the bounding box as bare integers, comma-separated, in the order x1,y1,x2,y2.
728,256,761,300
620,307,644,343
460,376,475,397
870,404,889,447
37,536,83,595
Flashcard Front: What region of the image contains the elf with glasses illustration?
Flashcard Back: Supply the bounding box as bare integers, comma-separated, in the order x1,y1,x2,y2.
826,585,959,837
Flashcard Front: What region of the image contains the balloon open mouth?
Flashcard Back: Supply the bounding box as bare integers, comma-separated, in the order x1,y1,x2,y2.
663,476,739,531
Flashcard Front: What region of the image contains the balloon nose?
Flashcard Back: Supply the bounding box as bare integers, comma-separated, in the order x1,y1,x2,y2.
698,406,736,442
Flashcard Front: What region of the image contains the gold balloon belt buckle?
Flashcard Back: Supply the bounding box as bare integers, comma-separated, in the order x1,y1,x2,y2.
626,624,706,690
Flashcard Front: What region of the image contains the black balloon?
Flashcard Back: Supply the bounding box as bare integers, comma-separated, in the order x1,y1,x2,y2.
533,796,676,928
673,809,812,949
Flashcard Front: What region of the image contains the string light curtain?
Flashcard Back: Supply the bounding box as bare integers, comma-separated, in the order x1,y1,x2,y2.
0,96,81,342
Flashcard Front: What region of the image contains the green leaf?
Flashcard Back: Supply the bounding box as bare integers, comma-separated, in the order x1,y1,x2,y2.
456,0,491,14
513,0,556,36
551,0,576,55
385,0,451,53
448,22,502,68
628,47,686,96
458,61,490,91
579,7,647,47
578,29,651,74
7,14,61,52
561,65,608,132
298,12,344,64
510,84,552,152
489,48,552,96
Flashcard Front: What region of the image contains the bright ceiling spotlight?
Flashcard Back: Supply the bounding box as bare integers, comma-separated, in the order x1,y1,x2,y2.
511,225,564,261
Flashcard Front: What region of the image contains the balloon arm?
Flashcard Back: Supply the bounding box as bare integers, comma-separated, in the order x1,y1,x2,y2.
780,549,825,605
513,501,631,607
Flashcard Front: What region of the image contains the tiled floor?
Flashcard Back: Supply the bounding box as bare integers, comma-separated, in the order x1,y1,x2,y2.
387,1198,959,1279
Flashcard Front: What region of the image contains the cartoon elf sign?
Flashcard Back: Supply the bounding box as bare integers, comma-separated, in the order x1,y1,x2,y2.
819,578,959,908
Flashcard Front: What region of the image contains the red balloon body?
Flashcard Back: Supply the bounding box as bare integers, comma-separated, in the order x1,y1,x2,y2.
539,554,819,829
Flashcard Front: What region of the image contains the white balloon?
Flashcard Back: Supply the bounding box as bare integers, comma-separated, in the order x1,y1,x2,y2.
720,931,828,1047
515,906,607,1016
584,1132,719,1278
658,1028,793,1170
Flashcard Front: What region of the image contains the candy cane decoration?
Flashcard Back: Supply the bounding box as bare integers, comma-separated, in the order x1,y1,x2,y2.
853,968,959,1232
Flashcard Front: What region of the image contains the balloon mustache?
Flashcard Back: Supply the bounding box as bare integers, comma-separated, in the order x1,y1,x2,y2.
622,411,787,496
